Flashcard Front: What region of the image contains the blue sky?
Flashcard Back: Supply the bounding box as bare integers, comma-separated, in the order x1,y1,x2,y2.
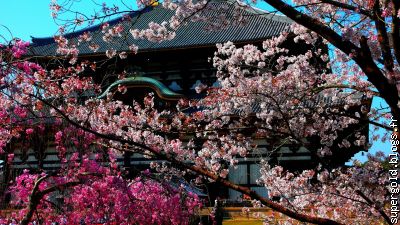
0,1,391,163
0,1,58,41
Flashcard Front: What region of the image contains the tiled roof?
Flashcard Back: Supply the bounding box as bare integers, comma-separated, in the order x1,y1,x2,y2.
28,1,292,56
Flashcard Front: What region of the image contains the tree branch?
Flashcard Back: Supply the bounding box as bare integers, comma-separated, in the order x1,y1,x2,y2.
391,0,400,64
372,0,394,72
20,175,50,225
319,0,372,17
32,94,344,225
355,190,392,225
263,0,400,122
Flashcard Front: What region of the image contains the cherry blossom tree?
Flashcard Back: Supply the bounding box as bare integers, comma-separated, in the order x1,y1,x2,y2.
0,39,201,225
0,0,399,224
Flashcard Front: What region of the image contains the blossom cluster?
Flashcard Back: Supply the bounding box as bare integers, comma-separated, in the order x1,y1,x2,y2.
259,152,390,224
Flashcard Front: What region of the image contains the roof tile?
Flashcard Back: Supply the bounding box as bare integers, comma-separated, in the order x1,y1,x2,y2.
29,1,291,56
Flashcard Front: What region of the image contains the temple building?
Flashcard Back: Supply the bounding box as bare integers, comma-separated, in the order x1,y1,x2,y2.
2,0,370,202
